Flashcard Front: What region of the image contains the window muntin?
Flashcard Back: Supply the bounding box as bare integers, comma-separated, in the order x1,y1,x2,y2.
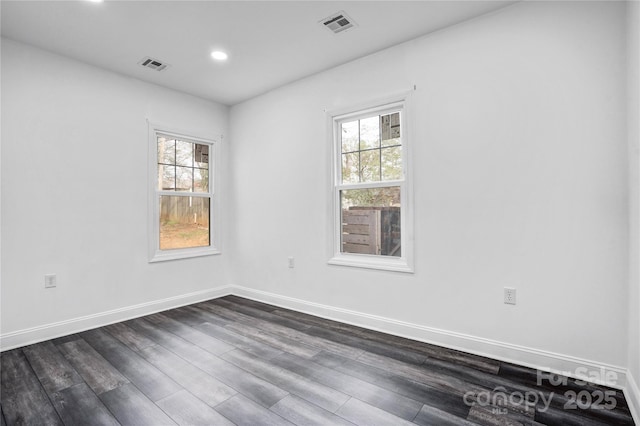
149,128,218,262
340,112,402,184
157,136,209,193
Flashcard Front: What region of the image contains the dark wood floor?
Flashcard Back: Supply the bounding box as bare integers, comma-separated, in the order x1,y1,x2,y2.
1,296,635,425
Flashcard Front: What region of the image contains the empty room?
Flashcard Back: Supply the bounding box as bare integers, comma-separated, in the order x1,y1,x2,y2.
1,0,639,425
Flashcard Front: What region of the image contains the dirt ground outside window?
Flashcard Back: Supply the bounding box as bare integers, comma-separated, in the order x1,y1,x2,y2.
160,222,209,250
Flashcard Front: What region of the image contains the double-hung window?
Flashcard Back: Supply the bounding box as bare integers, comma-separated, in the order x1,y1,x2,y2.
149,125,219,262
329,98,413,272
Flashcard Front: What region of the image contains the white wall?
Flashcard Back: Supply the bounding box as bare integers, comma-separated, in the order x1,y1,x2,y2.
627,0,640,414
1,39,230,345
230,1,629,374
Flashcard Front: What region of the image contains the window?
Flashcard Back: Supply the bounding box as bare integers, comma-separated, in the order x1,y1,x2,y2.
149,125,219,262
329,98,413,272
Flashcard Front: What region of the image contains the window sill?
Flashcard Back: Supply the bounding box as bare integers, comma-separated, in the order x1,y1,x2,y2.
149,246,221,263
328,253,414,273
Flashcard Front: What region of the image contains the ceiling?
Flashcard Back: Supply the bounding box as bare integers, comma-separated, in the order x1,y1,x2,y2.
1,1,515,106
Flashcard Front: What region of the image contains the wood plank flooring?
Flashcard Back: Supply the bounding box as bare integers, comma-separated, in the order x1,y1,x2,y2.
1,295,635,425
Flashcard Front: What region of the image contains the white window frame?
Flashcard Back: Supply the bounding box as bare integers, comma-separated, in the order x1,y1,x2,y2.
328,95,414,273
148,122,221,262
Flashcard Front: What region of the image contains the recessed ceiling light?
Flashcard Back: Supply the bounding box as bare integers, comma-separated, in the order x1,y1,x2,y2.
211,51,228,61
87,0,104,3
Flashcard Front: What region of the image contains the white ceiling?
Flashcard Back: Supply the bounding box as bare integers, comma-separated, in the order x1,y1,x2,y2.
1,1,515,106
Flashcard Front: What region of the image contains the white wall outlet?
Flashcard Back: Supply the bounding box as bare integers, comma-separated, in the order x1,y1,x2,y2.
288,256,295,268
44,274,57,288
504,287,516,305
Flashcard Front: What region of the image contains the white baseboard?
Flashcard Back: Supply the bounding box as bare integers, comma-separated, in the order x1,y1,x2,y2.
232,285,630,391
625,371,640,424
0,285,233,351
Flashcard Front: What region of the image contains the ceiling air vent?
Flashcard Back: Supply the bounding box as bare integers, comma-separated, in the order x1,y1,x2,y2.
138,56,169,71
321,11,356,34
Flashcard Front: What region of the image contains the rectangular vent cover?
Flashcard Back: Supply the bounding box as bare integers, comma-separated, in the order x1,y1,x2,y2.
321,11,356,34
138,56,169,71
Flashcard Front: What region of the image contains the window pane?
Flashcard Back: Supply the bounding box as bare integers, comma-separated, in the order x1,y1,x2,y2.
159,196,210,250
341,121,359,153
381,112,401,147
194,168,209,192
195,144,209,169
158,137,175,165
341,187,401,257
176,140,193,167
176,166,193,191
381,146,402,181
158,164,175,190
342,152,359,184
359,116,379,150
360,149,380,182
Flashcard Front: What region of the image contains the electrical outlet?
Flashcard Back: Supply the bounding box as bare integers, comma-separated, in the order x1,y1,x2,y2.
45,274,57,289
504,287,516,305
288,256,295,268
